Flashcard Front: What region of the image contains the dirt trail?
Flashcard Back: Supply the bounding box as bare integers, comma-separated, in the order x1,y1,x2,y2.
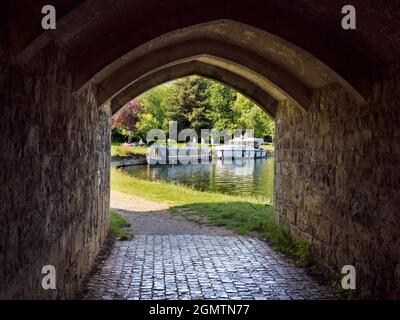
110,189,235,236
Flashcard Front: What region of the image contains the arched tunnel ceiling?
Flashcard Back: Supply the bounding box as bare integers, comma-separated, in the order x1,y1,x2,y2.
6,0,400,105
95,36,314,110
93,20,338,90
110,60,279,118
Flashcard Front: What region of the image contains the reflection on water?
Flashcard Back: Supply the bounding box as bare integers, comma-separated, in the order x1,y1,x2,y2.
122,157,274,201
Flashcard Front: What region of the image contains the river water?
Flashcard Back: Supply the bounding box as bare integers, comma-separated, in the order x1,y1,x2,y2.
122,157,274,201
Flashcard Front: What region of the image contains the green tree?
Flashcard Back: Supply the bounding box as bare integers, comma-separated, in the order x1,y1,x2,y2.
132,76,275,141
233,93,275,140
140,85,168,130
204,81,238,131
164,76,209,133
135,113,160,140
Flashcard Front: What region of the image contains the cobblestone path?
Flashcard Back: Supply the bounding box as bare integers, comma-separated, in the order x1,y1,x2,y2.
82,235,338,300
82,191,338,300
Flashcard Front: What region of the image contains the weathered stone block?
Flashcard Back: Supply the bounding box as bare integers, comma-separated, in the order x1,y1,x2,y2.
0,44,110,299
275,71,400,298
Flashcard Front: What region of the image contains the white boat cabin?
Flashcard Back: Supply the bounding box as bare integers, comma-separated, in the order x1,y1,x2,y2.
214,137,267,159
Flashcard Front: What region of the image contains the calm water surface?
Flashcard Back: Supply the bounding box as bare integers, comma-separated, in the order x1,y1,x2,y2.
123,157,274,200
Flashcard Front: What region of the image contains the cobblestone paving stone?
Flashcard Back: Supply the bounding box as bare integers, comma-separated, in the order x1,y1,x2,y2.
83,235,338,300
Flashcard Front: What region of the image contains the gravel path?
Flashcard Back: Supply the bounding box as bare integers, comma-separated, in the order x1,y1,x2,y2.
110,190,235,236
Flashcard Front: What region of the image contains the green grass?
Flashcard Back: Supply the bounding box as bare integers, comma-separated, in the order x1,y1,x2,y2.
111,168,309,265
111,144,212,157
111,145,148,157
332,279,358,300
109,209,133,240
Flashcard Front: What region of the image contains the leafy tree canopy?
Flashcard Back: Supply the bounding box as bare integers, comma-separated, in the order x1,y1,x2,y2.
112,76,275,142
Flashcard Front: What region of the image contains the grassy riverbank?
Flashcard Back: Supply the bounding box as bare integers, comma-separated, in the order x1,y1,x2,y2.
111,143,275,157
111,168,309,265
111,144,148,157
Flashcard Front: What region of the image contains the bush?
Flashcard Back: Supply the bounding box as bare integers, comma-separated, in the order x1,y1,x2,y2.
111,127,129,144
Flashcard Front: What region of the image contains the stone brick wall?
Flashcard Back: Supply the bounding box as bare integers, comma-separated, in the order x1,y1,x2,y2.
1,22,399,299
274,65,400,298
0,41,111,299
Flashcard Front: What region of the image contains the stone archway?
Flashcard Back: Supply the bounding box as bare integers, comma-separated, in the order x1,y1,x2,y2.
89,19,366,112
1,0,399,299
108,60,278,117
